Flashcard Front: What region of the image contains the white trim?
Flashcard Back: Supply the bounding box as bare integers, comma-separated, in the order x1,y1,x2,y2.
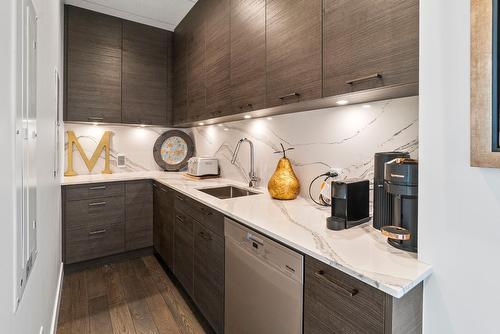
49,262,64,334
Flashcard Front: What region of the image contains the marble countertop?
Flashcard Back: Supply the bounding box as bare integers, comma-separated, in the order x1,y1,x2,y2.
62,171,432,298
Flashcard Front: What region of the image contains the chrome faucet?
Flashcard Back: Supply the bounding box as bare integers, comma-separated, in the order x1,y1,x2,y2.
231,138,259,188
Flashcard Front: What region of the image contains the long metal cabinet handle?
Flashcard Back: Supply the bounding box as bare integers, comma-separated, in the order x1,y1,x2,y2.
314,270,359,297
176,215,184,223
87,116,104,121
246,233,264,246
88,201,107,207
89,229,106,235
279,92,300,100
345,73,382,85
176,195,184,201
89,186,106,190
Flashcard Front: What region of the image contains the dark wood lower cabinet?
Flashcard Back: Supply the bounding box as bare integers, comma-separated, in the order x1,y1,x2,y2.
194,222,225,334
63,181,152,264
304,255,423,334
153,182,175,269
125,180,153,250
64,181,422,334
173,210,195,297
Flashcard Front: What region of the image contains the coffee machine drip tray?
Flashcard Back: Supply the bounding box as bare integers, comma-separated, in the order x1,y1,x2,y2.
381,226,417,253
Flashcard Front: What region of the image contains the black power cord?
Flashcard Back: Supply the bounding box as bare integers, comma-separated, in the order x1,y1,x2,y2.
308,170,339,206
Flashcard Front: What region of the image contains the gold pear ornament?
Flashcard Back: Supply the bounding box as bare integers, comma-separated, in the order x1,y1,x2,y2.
268,144,300,200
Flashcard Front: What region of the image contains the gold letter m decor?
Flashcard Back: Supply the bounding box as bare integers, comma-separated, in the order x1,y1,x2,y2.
65,131,113,176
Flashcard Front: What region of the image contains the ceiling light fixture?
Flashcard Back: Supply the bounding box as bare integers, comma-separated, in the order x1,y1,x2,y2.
336,100,349,105
362,104,371,108
244,115,252,119
198,122,205,126
266,117,273,120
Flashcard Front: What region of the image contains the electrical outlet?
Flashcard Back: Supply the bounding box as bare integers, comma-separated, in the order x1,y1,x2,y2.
329,167,343,178
117,154,126,168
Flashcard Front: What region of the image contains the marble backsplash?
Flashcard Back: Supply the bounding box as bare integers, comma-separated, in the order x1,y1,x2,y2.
64,96,418,198
192,96,418,197
63,123,172,174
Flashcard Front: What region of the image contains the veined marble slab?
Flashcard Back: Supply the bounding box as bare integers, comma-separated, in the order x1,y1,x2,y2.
62,171,432,298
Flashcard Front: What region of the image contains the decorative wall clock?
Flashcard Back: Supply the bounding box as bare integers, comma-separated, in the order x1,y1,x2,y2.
153,130,195,171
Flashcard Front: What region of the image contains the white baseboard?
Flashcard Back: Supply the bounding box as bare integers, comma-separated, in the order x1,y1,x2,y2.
49,262,64,334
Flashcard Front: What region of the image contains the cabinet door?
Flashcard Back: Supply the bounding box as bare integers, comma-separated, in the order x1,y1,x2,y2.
125,181,153,251
160,186,175,268
173,20,189,125
186,5,206,122
173,211,194,297
153,184,161,253
323,0,419,96
230,0,266,114
266,0,322,107
194,222,224,334
205,0,231,119
65,6,122,123
122,21,171,126
304,256,386,333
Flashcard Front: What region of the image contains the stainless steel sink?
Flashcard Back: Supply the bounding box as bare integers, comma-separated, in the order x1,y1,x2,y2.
197,186,259,199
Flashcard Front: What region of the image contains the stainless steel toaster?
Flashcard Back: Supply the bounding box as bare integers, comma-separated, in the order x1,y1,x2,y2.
187,157,219,176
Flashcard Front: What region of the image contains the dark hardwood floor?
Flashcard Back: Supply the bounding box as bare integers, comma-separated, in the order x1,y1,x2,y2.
57,255,207,334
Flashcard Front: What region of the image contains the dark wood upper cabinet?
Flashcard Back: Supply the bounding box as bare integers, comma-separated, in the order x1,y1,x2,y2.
266,0,323,108
205,0,231,119
65,6,122,123
173,20,189,125
230,0,267,114
186,4,207,122
323,0,419,96
122,21,172,126
65,5,172,126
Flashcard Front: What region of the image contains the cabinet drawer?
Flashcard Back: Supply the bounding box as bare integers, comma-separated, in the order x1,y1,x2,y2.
65,222,125,264
175,192,224,237
304,256,386,333
65,196,125,230
65,182,125,201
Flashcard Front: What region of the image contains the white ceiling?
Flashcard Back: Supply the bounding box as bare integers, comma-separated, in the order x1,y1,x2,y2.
65,0,197,31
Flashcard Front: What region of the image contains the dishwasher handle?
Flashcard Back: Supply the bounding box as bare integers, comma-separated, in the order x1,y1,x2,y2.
246,233,264,246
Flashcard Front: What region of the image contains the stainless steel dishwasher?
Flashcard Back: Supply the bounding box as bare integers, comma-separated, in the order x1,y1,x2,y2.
224,218,303,334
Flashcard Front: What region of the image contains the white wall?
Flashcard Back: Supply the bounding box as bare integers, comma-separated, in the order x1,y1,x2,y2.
0,0,17,331
0,0,64,333
419,0,500,333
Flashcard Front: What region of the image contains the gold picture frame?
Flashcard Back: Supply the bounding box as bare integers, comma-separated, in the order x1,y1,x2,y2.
471,0,500,166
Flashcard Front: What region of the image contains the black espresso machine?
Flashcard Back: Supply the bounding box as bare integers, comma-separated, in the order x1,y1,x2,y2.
379,157,419,253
